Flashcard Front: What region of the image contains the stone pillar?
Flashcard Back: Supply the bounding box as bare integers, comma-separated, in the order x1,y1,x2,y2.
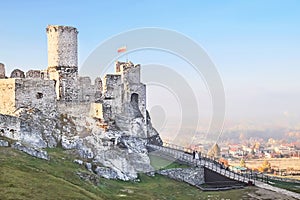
0,63,5,78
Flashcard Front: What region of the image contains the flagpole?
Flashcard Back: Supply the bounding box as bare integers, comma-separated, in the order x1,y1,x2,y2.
125,45,128,62
117,45,127,62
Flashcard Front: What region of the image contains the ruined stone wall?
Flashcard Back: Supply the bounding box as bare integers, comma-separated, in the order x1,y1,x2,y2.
26,70,44,79
57,66,78,102
116,62,146,119
100,62,148,137
78,77,102,103
47,67,60,99
119,62,147,137
102,74,122,120
51,73,102,103
93,77,102,102
10,69,25,78
57,102,91,117
15,79,57,114
123,81,147,120
0,79,16,115
78,77,93,102
0,63,5,78
90,103,103,119
121,63,141,84
46,25,78,68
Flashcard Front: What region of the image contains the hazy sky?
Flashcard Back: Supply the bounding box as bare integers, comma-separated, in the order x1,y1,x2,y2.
1,0,300,132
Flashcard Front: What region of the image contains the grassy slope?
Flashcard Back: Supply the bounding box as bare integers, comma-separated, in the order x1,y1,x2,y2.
0,147,258,200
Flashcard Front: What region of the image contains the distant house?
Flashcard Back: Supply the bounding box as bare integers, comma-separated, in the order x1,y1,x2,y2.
229,144,244,157
220,147,229,158
262,147,274,158
274,144,294,156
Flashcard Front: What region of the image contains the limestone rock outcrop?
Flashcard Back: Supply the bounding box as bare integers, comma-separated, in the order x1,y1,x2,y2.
11,141,50,160
0,139,9,147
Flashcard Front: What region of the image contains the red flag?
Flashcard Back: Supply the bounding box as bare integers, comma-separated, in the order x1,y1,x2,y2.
117,46,127,53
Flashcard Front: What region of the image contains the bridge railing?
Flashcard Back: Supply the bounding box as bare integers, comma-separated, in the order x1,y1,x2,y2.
163,142,219,161
148,143,256,185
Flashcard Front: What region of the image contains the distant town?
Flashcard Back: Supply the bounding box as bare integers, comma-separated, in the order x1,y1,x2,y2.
185,137,300,176
160,132,300,178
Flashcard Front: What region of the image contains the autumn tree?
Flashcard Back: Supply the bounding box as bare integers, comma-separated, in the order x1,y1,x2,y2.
240,158,246,167
208,143,221,158
258,160,272,173
219,158,229,167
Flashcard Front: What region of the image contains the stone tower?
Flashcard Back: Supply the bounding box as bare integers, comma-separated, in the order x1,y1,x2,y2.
0,63,5,78
46,25,78,69
46,25,79,101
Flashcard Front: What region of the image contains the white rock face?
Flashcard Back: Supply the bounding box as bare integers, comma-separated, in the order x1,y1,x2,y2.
94,166,119,179
12,142,50,160
0,139,9,147
0,109,59,148
73,159,84,165
52,113,156,181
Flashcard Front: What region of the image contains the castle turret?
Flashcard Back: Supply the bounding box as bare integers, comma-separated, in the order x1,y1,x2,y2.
46,25,79,101
46,25,78,70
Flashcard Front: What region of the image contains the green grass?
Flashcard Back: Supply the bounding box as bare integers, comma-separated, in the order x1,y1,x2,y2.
268,179,300,193
0,146,262,200
149,154,190,170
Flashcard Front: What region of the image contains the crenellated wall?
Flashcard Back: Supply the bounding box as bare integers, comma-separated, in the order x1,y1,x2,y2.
78,76,102,103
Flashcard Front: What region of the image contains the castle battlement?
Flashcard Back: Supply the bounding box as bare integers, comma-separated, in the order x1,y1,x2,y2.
46,25,78,69
46,25,78,34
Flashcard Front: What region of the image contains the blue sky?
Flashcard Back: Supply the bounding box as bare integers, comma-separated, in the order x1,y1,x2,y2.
1,0,300,129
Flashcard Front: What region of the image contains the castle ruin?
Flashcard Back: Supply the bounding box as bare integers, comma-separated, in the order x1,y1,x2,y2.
0,25,162,180
0,25,157,138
